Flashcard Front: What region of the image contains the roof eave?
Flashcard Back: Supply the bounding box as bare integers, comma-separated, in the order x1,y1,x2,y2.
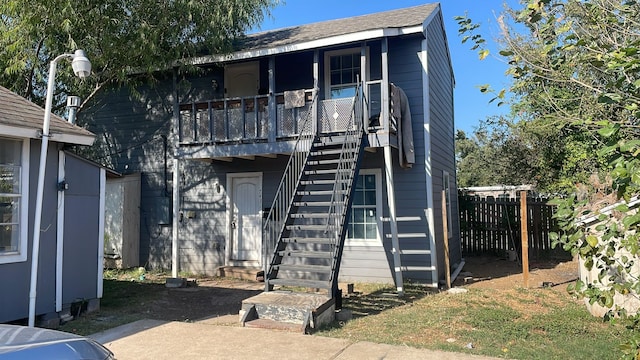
0,123,95,146
187,25,425,65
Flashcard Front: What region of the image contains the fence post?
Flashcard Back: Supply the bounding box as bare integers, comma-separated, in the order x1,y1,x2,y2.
442,190,450,289
520,191,529,288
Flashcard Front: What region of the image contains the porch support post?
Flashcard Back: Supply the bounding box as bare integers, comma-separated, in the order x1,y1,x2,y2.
312,50,319,135
360,43,368,130
384,146,404,296
381,37,389,134
171,158,180,278
268,56,276,142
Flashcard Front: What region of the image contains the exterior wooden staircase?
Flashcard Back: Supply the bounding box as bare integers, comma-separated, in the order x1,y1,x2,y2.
240,85,365,332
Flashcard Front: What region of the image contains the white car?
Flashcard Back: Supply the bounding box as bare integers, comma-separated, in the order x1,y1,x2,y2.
0,324,115,359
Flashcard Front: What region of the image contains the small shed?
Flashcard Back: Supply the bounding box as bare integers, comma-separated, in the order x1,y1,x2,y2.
0,85,104,325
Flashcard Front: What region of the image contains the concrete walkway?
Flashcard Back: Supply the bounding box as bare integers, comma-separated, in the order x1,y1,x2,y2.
90,317,500,360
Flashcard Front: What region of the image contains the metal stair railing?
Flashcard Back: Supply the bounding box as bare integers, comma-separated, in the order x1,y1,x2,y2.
325,82,366,297
263,88,319,290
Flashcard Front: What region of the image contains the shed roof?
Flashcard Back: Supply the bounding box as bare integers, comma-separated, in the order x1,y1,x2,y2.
0,85,95,145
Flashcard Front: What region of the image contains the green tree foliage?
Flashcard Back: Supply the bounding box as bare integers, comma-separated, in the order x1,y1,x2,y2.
455,118,538,188
460,0,640,357
0,0,278,112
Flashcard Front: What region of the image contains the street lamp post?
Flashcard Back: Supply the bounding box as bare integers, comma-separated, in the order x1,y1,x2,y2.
28,50,91,327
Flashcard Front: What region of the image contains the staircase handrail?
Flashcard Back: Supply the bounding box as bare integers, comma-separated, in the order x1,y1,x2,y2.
263,88,319,277
324,82,365,287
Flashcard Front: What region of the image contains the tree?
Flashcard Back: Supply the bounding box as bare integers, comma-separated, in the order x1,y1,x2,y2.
0,0,278,112
455,117,539,189
459,0,640,357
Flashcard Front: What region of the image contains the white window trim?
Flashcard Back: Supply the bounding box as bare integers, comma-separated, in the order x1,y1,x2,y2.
323,47,370,99
347,168,383,247
0,138,29,264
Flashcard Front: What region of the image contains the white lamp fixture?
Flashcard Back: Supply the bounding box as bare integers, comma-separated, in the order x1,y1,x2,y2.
28,50,91,327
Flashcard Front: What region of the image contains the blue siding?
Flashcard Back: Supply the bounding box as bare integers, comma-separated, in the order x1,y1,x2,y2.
427,14,461,280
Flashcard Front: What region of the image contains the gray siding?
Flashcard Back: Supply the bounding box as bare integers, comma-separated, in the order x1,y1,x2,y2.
427,15,461,281
81,78,174,269
387,34,434,283
0,141,101,323
62,154,101,304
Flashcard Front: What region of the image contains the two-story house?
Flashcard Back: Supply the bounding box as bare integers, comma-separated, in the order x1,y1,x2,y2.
82,3,460,297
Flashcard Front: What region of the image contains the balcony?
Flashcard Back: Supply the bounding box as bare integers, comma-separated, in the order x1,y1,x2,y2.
176,82,394,159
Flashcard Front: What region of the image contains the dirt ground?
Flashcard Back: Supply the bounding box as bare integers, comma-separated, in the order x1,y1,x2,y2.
454,255,579,290
112,256,580,325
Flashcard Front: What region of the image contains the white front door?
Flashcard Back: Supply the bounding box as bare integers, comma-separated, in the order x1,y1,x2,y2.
229,173,262,264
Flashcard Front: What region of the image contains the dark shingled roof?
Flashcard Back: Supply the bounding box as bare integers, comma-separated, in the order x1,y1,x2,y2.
0,85,94,143
236,3,440,51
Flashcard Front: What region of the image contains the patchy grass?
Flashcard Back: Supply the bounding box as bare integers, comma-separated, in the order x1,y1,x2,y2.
318,284,626,359
60,267,626,359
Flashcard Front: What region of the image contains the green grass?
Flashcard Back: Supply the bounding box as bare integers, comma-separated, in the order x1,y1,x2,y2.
318,284,626,359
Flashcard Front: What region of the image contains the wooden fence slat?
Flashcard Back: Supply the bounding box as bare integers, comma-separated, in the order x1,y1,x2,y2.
458,194,568,260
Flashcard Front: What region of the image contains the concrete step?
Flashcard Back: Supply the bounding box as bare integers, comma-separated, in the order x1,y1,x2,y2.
243,318,305,332
240,291,335,333
216,266,263,281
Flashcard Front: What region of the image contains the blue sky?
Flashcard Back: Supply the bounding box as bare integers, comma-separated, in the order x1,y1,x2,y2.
255,1,519,134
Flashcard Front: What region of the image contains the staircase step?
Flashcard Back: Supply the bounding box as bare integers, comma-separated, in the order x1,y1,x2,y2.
289,213,332,219
286,224,331,231
281,237,335,244
303,169,338,175
268,278,332,290
292,201,333,207
299,179,348,185
274,264,332,273
310,149,345,156
296,190,346,196
307,158,353,166
277,250,333,259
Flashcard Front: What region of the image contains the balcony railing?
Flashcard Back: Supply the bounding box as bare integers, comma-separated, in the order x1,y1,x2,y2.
178,89,314,144
177,81,388,146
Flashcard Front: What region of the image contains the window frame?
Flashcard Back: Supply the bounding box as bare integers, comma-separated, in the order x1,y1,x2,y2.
323,47,369,99
346,168,382,246
0,137,29,264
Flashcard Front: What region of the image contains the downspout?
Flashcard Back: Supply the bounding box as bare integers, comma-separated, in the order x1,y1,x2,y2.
98,168,106,299
55,151,65,313
171,69,181,279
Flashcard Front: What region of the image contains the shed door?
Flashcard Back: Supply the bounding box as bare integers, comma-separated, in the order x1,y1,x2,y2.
230,175,262,263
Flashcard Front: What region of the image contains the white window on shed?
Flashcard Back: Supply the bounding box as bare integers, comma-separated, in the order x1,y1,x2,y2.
0,137,28,263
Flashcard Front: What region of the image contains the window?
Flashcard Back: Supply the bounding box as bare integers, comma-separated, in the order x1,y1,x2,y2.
346,169,382,244
325,49,364,99
0,137,28,263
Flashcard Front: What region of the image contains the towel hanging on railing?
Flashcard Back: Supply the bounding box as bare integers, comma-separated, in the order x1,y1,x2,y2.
390,83,415,169
284,90,306,109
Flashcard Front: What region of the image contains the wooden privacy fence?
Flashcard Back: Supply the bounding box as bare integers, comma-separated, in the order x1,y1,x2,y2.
458,195,569,259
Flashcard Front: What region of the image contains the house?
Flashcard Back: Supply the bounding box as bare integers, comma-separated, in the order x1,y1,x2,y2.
0,85,105,325
81,3,460,294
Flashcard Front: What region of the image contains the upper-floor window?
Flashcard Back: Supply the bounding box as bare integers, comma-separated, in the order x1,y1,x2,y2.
0,137,28,263
325,49,363,99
